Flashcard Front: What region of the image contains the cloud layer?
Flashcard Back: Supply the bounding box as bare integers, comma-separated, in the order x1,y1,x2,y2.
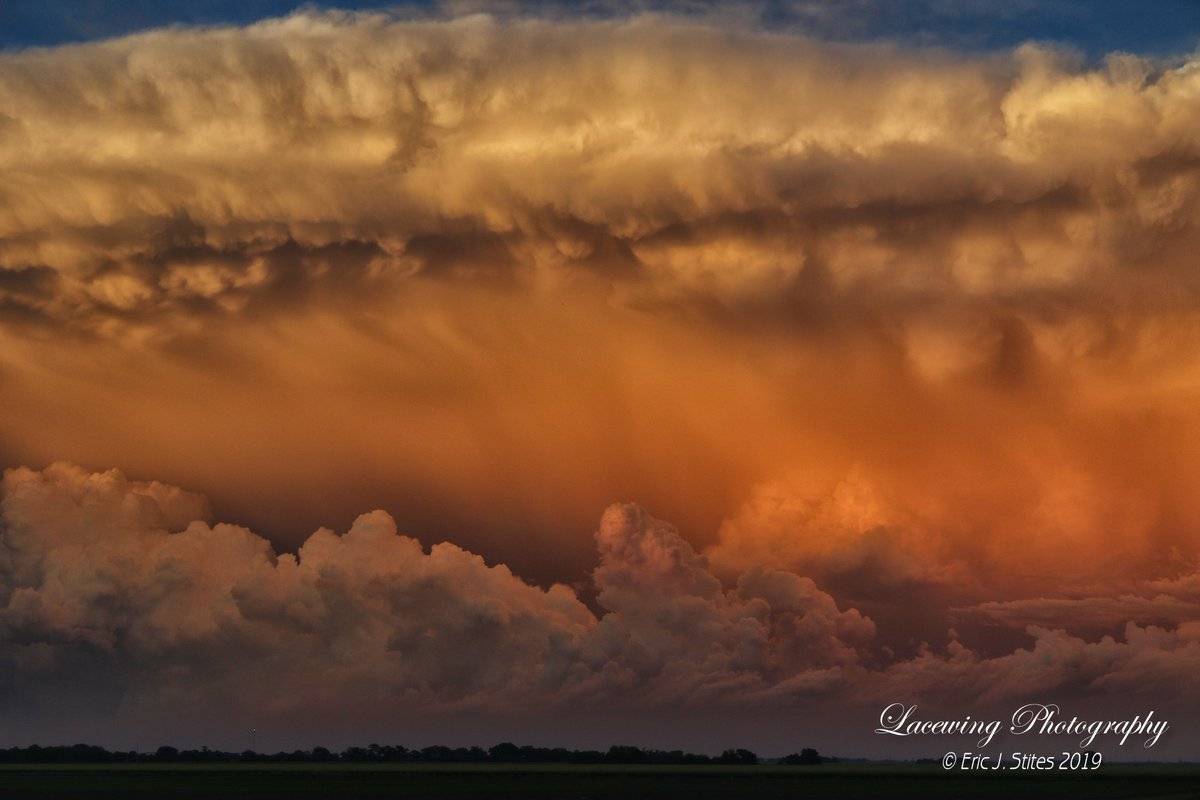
2,12,1200,331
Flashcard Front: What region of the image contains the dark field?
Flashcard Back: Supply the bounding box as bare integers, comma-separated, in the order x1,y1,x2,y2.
1,763,1198,800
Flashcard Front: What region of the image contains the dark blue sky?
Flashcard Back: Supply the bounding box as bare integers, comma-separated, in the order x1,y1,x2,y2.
1,1,1198,56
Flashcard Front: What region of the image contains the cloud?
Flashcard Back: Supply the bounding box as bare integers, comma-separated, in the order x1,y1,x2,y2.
4,12,1200,750
953,569,1200,638
706,470,964,594
0,464,875,728
585,504,874,705
4,19,1200,593
1,12,1199,338
3,463,1200,746
0,464,595,713
877,623,1200,712
703,450,1191,611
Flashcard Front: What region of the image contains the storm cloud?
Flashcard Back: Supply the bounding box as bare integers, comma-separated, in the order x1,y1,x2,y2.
3,10,1200,753
1,12,1199,330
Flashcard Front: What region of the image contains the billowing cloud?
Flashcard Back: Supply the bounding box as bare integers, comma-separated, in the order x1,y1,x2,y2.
585,503,875,705
0,464,874,725
3,463,1199,750
0,463,596,715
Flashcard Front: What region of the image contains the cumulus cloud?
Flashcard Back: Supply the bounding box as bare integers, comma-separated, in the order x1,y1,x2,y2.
585,504,874,704
706,470,966,595
0,464,595,714
0,464,875,726
3,463,1198,745
703,450,1196,617
877,623,1200,711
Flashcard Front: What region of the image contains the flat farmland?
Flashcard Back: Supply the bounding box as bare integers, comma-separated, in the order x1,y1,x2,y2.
1,763,1198,799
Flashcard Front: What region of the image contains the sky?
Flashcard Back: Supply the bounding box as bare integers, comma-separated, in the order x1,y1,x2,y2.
3,0,1200,55
2,0,1200,758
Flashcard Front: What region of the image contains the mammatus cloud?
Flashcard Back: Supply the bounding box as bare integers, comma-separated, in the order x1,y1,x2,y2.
1,11,1199,332
2,464,1197,743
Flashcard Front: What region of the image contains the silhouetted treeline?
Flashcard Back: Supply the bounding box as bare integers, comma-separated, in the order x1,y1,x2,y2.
0,742,828,766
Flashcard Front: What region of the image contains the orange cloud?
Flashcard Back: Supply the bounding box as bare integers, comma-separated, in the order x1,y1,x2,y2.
3,13,1200,749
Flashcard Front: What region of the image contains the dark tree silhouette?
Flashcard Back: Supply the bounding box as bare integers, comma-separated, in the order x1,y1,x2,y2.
782,748,823,765
0,741,813,766
717,749,758,765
